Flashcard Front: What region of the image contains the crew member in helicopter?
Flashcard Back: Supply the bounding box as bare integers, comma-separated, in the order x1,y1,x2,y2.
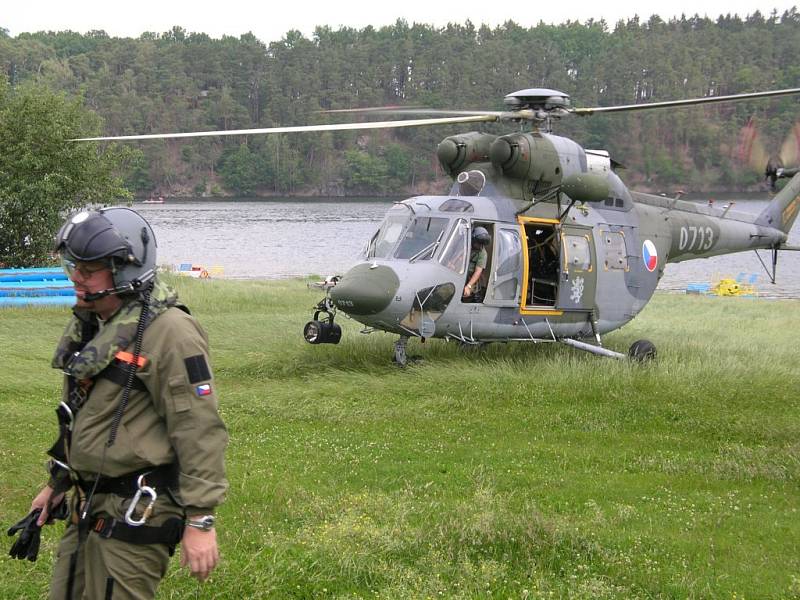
9,208,228,599
463,226,491,302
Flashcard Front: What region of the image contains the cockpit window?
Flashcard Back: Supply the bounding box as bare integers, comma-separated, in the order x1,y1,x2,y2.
439,218,468,274
439,199,474,212
367,213,407,259
394,217,449,261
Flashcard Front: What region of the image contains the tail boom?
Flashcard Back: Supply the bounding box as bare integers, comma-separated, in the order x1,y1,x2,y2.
756,171,800,233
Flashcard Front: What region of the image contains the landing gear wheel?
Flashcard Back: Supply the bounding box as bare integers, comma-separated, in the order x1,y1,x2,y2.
628,339,657,362
393,336,409,367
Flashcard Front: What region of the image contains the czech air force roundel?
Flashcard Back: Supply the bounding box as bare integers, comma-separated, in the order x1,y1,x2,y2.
642,240,658,272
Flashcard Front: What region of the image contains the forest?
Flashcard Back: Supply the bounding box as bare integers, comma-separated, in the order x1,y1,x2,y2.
1,10,799,197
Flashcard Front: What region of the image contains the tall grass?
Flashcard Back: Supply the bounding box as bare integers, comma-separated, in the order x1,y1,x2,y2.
1,277,798,598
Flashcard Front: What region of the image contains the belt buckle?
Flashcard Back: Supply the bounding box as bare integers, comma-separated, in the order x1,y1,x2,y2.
94,517,116,539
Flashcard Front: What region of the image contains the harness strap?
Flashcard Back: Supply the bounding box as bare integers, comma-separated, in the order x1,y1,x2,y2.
89,516,184,549
95,360,148,392
48,319,97,483
78,463,178,497
66,550,79,600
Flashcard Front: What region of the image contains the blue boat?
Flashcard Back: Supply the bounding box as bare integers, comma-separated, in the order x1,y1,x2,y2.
0,287,75,297
0,267,67,283
0,296,74,306
0,267,74,306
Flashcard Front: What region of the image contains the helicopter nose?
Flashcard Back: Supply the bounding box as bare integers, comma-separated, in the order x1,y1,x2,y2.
330,263,399,315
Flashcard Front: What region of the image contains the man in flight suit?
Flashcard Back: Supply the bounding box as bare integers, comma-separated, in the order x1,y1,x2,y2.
463,226,491,302
26,208,228,599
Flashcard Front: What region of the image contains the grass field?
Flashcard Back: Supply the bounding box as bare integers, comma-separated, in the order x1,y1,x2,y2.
1,276,799,599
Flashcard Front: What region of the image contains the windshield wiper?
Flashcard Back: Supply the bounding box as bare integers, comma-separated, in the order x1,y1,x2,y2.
409,229,445,263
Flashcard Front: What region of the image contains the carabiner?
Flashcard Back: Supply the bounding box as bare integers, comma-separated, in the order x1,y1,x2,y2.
50,458,72,473
58,402,75,431
124,475,157,526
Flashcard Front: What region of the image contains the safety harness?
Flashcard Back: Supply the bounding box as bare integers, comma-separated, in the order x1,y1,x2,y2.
79,464,184,549
87,516,185,547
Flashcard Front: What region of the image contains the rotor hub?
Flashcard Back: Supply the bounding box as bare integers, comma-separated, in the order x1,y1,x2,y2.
504,88,571,113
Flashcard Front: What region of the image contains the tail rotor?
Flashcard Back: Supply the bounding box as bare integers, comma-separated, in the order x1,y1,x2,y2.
738,118,800,191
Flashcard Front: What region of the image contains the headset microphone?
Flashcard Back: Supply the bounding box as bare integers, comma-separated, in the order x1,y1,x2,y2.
82,284,134,302
82,289,112,302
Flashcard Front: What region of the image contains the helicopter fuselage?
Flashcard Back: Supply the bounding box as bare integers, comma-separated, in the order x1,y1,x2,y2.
327,193,657,343
318,132,794,350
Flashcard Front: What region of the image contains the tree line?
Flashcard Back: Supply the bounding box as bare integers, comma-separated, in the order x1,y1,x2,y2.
1,11,799,197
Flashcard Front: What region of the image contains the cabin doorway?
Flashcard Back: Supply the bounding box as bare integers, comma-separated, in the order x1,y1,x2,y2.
522,221,561,307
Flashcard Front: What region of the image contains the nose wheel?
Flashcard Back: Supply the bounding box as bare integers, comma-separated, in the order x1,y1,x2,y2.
392,335,424,366
393,336,409,366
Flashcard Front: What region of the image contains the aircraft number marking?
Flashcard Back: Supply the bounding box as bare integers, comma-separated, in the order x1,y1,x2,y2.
678,226,714,252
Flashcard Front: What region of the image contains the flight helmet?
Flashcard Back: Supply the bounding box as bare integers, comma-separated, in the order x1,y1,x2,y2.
55,207,157,293
471,226,491,246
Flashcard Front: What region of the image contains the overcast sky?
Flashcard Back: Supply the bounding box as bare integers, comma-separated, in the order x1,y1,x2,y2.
4,1,797,43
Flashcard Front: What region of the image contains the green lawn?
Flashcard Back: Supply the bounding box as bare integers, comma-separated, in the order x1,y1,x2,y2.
1,277,798,599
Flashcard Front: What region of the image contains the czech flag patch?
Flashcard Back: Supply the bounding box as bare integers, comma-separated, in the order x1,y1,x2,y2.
642,240,658,272
195,384,213,397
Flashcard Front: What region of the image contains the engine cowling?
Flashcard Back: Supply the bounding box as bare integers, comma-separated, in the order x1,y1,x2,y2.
488,133,562,186
437,132,497,176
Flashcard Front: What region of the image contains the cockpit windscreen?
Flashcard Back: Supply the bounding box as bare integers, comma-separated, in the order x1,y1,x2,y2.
394,217,449,260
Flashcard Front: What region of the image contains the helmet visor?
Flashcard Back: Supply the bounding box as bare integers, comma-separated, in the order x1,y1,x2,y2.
55,211,130,262
60,252,112,280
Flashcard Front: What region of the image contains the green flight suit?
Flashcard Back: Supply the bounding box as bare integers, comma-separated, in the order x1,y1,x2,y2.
467,247,488,298
47,279,228,600
468,247,488,275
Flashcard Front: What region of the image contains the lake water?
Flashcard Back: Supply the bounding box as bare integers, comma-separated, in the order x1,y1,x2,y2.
137,199,388,279
136,196,800,298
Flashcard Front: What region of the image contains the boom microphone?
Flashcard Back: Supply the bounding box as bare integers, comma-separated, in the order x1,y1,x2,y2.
82,284,134,301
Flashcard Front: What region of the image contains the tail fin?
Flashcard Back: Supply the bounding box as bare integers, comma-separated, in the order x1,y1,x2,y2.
755,171,800,233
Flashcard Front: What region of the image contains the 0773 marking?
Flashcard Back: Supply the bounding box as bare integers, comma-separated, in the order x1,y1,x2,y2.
678,226,714,252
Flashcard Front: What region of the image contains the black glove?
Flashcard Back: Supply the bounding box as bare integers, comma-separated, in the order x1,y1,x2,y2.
49,497,69,522
7,508,43,562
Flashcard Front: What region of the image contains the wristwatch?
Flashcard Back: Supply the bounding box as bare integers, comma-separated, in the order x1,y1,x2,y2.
186,515,215,531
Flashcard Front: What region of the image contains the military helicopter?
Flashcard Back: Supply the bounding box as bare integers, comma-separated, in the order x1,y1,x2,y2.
78,87,800,364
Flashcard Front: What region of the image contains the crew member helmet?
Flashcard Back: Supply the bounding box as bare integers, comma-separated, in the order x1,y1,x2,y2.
55,207,157,292
472,226,491,246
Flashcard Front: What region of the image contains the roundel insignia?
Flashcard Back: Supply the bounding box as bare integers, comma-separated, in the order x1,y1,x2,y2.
642,240,658,272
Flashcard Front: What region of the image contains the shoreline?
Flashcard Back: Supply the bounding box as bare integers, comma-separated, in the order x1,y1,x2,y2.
132,192,776,203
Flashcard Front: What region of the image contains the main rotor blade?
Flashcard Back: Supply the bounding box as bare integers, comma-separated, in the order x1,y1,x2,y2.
317,105,424,113
320,107,505,118
573,88,800,116
72,114,499,142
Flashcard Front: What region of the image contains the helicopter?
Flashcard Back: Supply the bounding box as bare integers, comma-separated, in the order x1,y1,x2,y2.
78,87,800,365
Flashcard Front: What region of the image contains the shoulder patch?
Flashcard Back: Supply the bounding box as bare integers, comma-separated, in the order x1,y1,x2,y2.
184,355,211,384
